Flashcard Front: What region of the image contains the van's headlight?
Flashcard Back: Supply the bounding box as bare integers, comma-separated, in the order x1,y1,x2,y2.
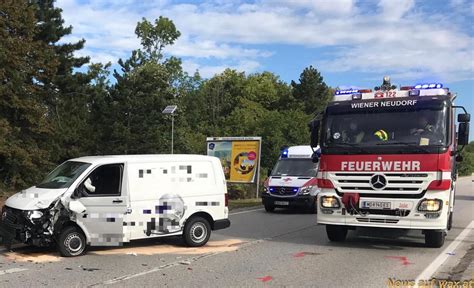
320,196,340,208
299,186,313,195
263,187,269,194
27,210,43,221
418,199,442,212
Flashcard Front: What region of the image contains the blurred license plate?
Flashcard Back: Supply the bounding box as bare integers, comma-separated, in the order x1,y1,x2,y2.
361,201,391,209
274,201,289,206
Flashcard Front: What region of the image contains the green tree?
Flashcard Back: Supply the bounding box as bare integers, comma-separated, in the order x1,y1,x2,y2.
0,0,58,189
458,142,474,176
135,16,181,62
291,65,332,115
32,0,93,161
100,17,184,154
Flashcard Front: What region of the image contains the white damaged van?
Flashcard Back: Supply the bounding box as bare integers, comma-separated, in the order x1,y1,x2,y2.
0,155,230,257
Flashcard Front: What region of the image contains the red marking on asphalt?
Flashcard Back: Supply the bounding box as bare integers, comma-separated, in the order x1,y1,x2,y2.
385,256,413,266
257,276,273,283
293,252,306,258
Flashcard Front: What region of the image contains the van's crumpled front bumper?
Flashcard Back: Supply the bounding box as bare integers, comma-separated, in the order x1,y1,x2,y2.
0,206,55,247
0,206,28,247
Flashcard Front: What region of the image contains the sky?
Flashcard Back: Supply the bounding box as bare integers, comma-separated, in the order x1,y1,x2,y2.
57,0,473,132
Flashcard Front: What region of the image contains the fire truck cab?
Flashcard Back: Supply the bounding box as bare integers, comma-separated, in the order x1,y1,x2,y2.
309,77,470,248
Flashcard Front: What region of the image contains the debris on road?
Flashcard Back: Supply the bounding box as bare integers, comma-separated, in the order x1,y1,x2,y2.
79,265,100,272
126,252,137,256
179,260,191,265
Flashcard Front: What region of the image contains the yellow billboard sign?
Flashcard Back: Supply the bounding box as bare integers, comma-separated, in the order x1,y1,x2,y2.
207,137,261,183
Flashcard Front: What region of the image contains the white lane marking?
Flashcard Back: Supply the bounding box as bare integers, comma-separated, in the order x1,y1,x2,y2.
0,268,28,276
229,208,264,216
414,220,474,287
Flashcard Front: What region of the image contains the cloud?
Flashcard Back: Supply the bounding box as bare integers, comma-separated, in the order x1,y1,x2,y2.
57,0,474,81
182,59,261,78
377,0,415,21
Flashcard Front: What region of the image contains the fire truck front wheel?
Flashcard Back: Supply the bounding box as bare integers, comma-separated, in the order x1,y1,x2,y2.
326,225,348,242
424,230,445,248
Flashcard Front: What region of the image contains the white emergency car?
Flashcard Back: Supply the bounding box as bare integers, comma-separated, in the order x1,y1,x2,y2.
0,155,230,257
262,146,320,213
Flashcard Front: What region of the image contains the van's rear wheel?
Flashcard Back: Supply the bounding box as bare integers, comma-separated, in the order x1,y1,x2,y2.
326,225,348,242
183,217,211,247
58,226,87,257
425,231,445,248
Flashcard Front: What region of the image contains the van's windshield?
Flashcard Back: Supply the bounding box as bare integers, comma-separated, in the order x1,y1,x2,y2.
271,159,318,177
37,161,91,189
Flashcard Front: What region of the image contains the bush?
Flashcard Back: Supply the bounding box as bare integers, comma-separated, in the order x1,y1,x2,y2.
458,142,474,176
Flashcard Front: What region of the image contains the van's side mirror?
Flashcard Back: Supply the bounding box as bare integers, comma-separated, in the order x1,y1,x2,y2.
458,122,470,146
458,113,470,123
309,119,320,148
311,151,320,163
71,186,82,199
69,200,86,214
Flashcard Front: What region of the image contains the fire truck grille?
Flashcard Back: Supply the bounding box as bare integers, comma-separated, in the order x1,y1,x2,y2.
356,218,399,224
358,209,411,217
331,172,429,195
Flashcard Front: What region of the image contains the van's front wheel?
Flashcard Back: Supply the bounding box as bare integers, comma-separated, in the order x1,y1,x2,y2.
183,217,211,247
264,204,275,212
58,226,87,257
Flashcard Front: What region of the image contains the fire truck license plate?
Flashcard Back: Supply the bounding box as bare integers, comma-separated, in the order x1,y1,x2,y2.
361,201,391,209
274,201,289,206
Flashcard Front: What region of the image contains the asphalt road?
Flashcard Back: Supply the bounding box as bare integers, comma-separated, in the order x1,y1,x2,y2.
0,176,473,287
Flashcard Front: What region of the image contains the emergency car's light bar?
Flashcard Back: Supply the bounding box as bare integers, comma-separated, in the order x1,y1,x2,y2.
335,89,359,95
414,83,443,89
281,149,289,158
335,89,372,96
409,90,420,97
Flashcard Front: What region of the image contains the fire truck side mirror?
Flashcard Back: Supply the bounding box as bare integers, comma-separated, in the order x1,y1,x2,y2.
457,122,469,146
309,120,320,148
458,113,470,123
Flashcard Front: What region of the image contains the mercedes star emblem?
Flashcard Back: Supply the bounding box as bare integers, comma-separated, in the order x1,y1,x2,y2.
370,174,387,190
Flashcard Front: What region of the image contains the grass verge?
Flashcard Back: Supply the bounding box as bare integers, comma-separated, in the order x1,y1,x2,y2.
228,198,262,211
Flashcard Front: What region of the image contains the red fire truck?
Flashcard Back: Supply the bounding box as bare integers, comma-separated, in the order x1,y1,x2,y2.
309,77,470,247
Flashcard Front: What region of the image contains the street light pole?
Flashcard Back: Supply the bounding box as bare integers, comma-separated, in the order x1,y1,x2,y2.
171,114,174,154
162,105,177,155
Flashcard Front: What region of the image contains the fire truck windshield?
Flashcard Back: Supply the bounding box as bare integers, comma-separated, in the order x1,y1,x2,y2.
322,98,449,154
